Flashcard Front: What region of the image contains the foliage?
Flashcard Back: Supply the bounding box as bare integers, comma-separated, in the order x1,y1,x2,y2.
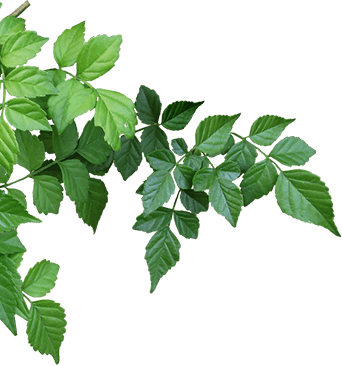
0,1,340,364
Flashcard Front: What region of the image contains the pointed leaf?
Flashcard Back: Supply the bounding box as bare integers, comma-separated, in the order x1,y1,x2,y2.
52,121,78,160
0,230,26,254
216,161,241,181
173,210,199,239
171,138,188,156
180,189,209,214
146,149,176,171
133,207,173,233
183,154,202,171
224,140,258,173
0,116,19,176
173,164,195,190
6,188,27,208
275,170,340,236
135,85,161,125
0,16,25,44
141,125,169,156
193,168,216,191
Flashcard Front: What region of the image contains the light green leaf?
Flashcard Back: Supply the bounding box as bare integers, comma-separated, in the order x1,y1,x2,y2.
52,121,78,160
94,88,137,150
269,136,316,166
0,16,25,44
133,207,173,233
113,135,142,180
173,210,199,239
0,230,26,254
161,101,204,130
216,161,240,181
5,66,58,98
171,138,188,156
6,188,27,208
142,170,175,215
58,159,89,202
48,79,97,134
209,179,243,227
8,252,24,270
180,189,209,214
173,165,195,190
145,227,181,293
224,140,257,173
135,85,161,125
75,178,108,233
240,159,278,206
146,149,176,171
0,116,19,176
1,31,48,68
15,129,45,171
249,115,295,146
192,168,216,191
0,190,41,233
22,259,59,297
27,300,67,364
76,34,122,81
195,114,240,155
275,170,340,236
141,125,169,157
6,98,51,131
54,21,85,67
33,175,63,215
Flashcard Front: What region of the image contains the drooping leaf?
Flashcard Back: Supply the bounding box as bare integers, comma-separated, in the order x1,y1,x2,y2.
145,227,181,293
173,164,195,190
240,159,278,206
161,101,204,130
173,210,199,239
269,136,316,166
146,149,176,171
0,230,26,254
1,31,48,68
192,168,216,191
195,114,240,155
52,122,78,160
94,88,137,150
216,161,241,181
135,85,161,125
249,115,295,146
0,16,26,44
22,259,59,298
133,207,173,233
171,138,188,156
275,170,340,236
0,116,19,176
224,140,257,173
180,189,209,214
141,125,169,156
27,300,67,364
76,34,122,81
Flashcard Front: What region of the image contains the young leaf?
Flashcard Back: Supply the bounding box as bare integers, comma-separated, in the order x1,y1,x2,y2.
6,98,51,131
171,138,188,156
180,189,209,214
53,21,85,68
141,125,169,156
269,136,316,166
33,175,64,215
75,178,108,233
161,101,204,130
240,159,278,206
173,210,199,239
195,114,240,155
249,115,295,146
94,88,137,151
113,136,142,180
135,85,161,125
5,66,58,98
216,161,241,181
133,207,173,233
193,168,216,191
22,259,59,297
15,130,45,171
209,178,243,227
224,140,257,173
145,227,181,293
27,300,67,364
173,164,195,190
275,170,340,236
0,116,19,176
76,34,122,81
146,149,176,171
1,31,48,68
0,16,25,44
142,170,175,215
0,230,26,254
52,122,78,160
58,159,89,202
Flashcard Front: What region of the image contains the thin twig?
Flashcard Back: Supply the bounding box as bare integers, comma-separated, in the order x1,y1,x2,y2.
8,1,31,18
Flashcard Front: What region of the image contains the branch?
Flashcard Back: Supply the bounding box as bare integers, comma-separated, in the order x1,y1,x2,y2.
8,1,31,18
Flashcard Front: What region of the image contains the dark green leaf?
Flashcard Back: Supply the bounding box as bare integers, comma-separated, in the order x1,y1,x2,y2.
171,138,188,156
173,164,195,189
52,122,78,160
133,207,173,233
216,161,240,181
193,168,216,191
34,160,63,183
220,134,235,155
146,149,176,171
183,154,202,171
81,150,114,177
180,189,209,214
224,140,257,173
38,130,54,154
141,125,169,156
136,181,145,195
135,85,161,125
173,210,199,239
0,230,26,254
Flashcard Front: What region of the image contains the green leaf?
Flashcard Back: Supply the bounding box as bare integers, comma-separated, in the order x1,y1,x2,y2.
0,116,19,176
38,130,54,154
33,175,64,215
0,230,26,254
52,121,78,160
183,154,202,171
220,134,235,155
48,79,97,134
22,259,59,297
171,138,188,156
224,140,258,173
1,31,48,68
58,159,89,202
7,188,27,208
6,98,51,131
173,164,195,190
34,160,63,183
146,149,176,171
173,210,199,239
0,16,25,44
54,21,85,68
275,170,340,236
133,207,173,233
135,85,161,125
240,159,278,206
76,34,122,81
145,227,181,293
209,179,243,227
113,135,142,180
94,88,137,150
216,161,240,181
81,150,114,177
142,170,175,215
180,189,209,214
5,66,58,98
0,261,17,335
195,114,240,155
269,136,316,166
161,101,204,130
8,252,24,270
0,191,41,233
15,129,45,171
75,178,108,233
27,300,67,364
249,115,295,146
46,68,67,87
141,125,169,156
192,168,216,191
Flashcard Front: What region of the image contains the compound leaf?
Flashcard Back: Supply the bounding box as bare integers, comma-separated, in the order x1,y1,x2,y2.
135,85,161,125
173,210,199,239
33,175,63,215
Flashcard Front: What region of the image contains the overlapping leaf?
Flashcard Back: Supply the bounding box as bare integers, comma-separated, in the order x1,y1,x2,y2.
173,164,195,190
173,210,199,239
224,140,257,173
180,189,209,214
192,168,216,191
141,125,169,156
0,16,25,44
135,85,161,125
0,116,19,176
133,207,173,233
171,138,188,156
0,230,26,254
52,122,78,160
146,149,175,171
